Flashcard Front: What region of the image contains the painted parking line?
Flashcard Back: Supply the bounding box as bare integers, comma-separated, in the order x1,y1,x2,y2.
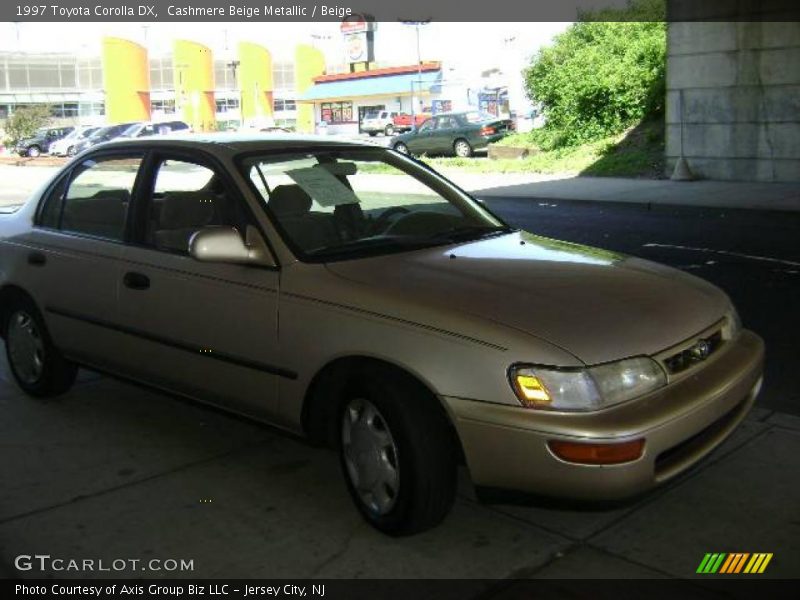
642,243,800,268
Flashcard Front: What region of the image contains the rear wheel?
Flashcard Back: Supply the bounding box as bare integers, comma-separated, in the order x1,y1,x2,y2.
393,142,409,155
66,146,76,157
338,365,457,535
4,296,77,397
384,124,395,136
26,145,41,158
368,131,378,137
454,138,473,158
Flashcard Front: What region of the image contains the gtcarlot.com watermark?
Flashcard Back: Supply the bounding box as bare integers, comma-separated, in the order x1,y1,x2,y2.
14,554,194,574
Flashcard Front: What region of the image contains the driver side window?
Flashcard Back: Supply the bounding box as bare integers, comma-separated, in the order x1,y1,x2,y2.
418,119,434,133
145,158,255,254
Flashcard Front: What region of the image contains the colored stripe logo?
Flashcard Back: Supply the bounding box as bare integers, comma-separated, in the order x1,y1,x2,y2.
697,552,773,574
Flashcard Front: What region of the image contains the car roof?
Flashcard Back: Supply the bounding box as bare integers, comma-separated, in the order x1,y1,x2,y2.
90,133,370,155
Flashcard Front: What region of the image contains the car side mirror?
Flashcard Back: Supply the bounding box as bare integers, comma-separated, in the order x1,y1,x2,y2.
189,226,276,268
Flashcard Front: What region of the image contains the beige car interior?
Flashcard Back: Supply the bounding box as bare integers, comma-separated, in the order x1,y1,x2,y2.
268,184,340,250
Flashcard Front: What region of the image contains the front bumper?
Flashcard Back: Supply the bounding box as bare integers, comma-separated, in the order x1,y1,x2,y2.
444,329,764,501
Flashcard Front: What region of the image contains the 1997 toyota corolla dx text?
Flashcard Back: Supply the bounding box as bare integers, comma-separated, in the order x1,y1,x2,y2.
0,135,764,535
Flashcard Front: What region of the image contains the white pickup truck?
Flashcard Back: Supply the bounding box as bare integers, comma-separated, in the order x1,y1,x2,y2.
361,110,399,136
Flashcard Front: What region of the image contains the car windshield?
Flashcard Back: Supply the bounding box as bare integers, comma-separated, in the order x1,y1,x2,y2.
60,129,80,141
119,124,144,137
240,147,511,262
89,124,133,140
463,111,496,123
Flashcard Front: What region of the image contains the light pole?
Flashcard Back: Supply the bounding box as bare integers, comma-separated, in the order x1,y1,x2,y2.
401,20,430,117
227,59,242,128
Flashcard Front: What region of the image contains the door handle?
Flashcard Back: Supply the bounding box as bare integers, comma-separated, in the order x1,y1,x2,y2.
27,251,47,266
123,271,150,290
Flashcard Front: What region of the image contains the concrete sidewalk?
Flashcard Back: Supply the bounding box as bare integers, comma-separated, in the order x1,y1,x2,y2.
468,175,800,212
1,346,798,583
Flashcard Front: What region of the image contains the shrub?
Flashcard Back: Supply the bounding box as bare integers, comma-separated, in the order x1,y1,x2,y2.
524,0,666,149
2,105,52,148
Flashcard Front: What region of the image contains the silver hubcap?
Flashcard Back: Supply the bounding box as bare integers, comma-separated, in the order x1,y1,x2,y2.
455,141,470,157
342,398,400,516
7,310,45,385
395,144,408,154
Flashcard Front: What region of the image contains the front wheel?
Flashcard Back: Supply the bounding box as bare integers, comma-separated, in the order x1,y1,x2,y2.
66,146,76,157
393,142,409,155
4,296,77,397
26,146,41,158
454,139,473,158
384,124,395,136
339,365,457,535
367,131,378,137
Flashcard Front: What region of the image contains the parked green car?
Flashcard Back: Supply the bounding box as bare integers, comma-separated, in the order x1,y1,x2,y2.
391,111,514,158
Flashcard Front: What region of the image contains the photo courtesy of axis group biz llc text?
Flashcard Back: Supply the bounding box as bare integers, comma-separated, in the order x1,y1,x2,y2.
0,0,798,597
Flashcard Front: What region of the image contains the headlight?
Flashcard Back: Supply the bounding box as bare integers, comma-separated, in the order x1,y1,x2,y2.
510,357,667,411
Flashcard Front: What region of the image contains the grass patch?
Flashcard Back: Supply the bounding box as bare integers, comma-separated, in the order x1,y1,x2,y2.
360,119,664,178
429,119,664,177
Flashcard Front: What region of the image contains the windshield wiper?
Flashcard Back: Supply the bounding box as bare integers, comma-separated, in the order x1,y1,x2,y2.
306,236,424,259
306,226,514,260
424,225,515,243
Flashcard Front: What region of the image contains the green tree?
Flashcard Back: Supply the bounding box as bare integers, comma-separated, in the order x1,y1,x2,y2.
2,105,52,148
524,0,666,149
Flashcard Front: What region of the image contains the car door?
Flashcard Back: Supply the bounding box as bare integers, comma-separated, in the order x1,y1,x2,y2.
25,151,144,369
431,116,460,154
115,151,284,419
408,118,436,154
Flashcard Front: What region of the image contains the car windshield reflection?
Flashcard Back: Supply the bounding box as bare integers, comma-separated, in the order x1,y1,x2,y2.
240,148,511,262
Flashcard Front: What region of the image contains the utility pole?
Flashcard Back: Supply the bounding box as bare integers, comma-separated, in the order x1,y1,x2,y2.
227,60,242,128
401,20,431,117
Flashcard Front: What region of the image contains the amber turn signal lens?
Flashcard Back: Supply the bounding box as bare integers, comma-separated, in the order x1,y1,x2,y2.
514,374,552,406
548,439,645,465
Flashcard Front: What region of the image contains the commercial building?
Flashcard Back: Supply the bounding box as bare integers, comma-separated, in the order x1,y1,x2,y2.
297,62,515,135
298,62,442,135
1,24,517,138
0,43,299,130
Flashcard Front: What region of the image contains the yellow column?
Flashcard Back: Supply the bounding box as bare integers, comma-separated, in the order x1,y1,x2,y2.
294,44,325,134
102,37,151,124
238,42,274,126
173,40,216,132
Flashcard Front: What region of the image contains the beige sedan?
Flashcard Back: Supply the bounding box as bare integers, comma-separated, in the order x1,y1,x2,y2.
0,135,764,535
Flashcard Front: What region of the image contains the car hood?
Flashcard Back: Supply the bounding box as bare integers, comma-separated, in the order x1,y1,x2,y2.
325,231,729,365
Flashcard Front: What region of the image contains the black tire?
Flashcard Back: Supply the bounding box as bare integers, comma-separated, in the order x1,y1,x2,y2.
393,142,410,155
368,131,378,137
3,295,77,397
26,145,41,158
66,146,76,157
338,363,457,536
384,124,395,136
453,138,473,158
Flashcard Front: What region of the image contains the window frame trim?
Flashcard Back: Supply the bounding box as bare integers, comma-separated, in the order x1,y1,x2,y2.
34,148,148,245
126,147,281,271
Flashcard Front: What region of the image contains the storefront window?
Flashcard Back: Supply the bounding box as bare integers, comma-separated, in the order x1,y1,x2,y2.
320,101,353,124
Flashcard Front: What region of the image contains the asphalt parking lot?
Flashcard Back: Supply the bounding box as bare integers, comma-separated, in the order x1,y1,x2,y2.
1,165,799,584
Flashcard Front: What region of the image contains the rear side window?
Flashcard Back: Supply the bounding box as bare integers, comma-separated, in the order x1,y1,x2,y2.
38,155,142,241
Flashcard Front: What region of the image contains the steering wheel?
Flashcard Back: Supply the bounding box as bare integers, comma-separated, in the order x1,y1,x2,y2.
370,206,411,234
383,210,456,236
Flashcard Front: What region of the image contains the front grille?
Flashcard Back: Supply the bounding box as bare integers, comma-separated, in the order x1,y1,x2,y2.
663,330,723,375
